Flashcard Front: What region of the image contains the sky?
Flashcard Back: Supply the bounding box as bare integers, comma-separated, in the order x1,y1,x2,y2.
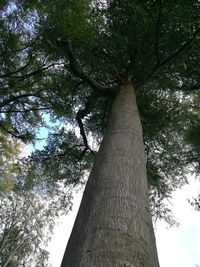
155,178,200,267
48,177,200,267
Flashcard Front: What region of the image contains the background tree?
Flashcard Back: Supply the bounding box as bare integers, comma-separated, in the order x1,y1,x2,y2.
0,189,72,267
0,133,22,192
0,191,49,267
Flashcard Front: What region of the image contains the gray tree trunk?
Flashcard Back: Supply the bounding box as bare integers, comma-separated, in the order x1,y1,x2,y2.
61,83,160,267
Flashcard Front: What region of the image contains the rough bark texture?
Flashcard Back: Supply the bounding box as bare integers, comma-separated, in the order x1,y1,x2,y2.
61,84,160,267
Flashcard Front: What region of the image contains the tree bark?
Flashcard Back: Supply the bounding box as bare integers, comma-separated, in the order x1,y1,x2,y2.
61,83,160,267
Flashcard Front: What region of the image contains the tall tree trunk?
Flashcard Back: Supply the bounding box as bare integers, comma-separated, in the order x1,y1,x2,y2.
61,83,160,267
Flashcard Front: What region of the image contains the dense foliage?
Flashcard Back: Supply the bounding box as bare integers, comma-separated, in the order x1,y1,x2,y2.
0,191,58,267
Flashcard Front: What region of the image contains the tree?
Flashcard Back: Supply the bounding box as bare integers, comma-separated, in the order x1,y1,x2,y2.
0,186,71,267
0,190,64,267
1,0,200,266
0,133,22,192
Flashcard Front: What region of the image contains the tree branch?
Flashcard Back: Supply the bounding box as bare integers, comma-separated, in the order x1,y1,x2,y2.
0,91,42,110
0,43,33,58
0,57,33,79
57,38,116,97
96,99,110,128
13,63,55,81
96,47,121,81
76,95,95,149
76,93,97,161
175,83,200,91
160,27,200,67
0,107,49,114
0,123,33,141
75,147,88,163
145,27,200,84
155,0,162,65
54,144,85,158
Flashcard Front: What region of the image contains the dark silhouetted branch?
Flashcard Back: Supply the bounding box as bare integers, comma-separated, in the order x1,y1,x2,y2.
0,91,42,110
155,0,162,65
0,123,32,141
0,57,33,79
0,107,49,114
14,63,55,81
175,83,200,91
76,93,97,162
57,38,117,97
160,28,200,67
145,27,200,84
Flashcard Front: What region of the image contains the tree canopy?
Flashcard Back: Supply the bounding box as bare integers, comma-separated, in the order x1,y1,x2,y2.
1,0,200,249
